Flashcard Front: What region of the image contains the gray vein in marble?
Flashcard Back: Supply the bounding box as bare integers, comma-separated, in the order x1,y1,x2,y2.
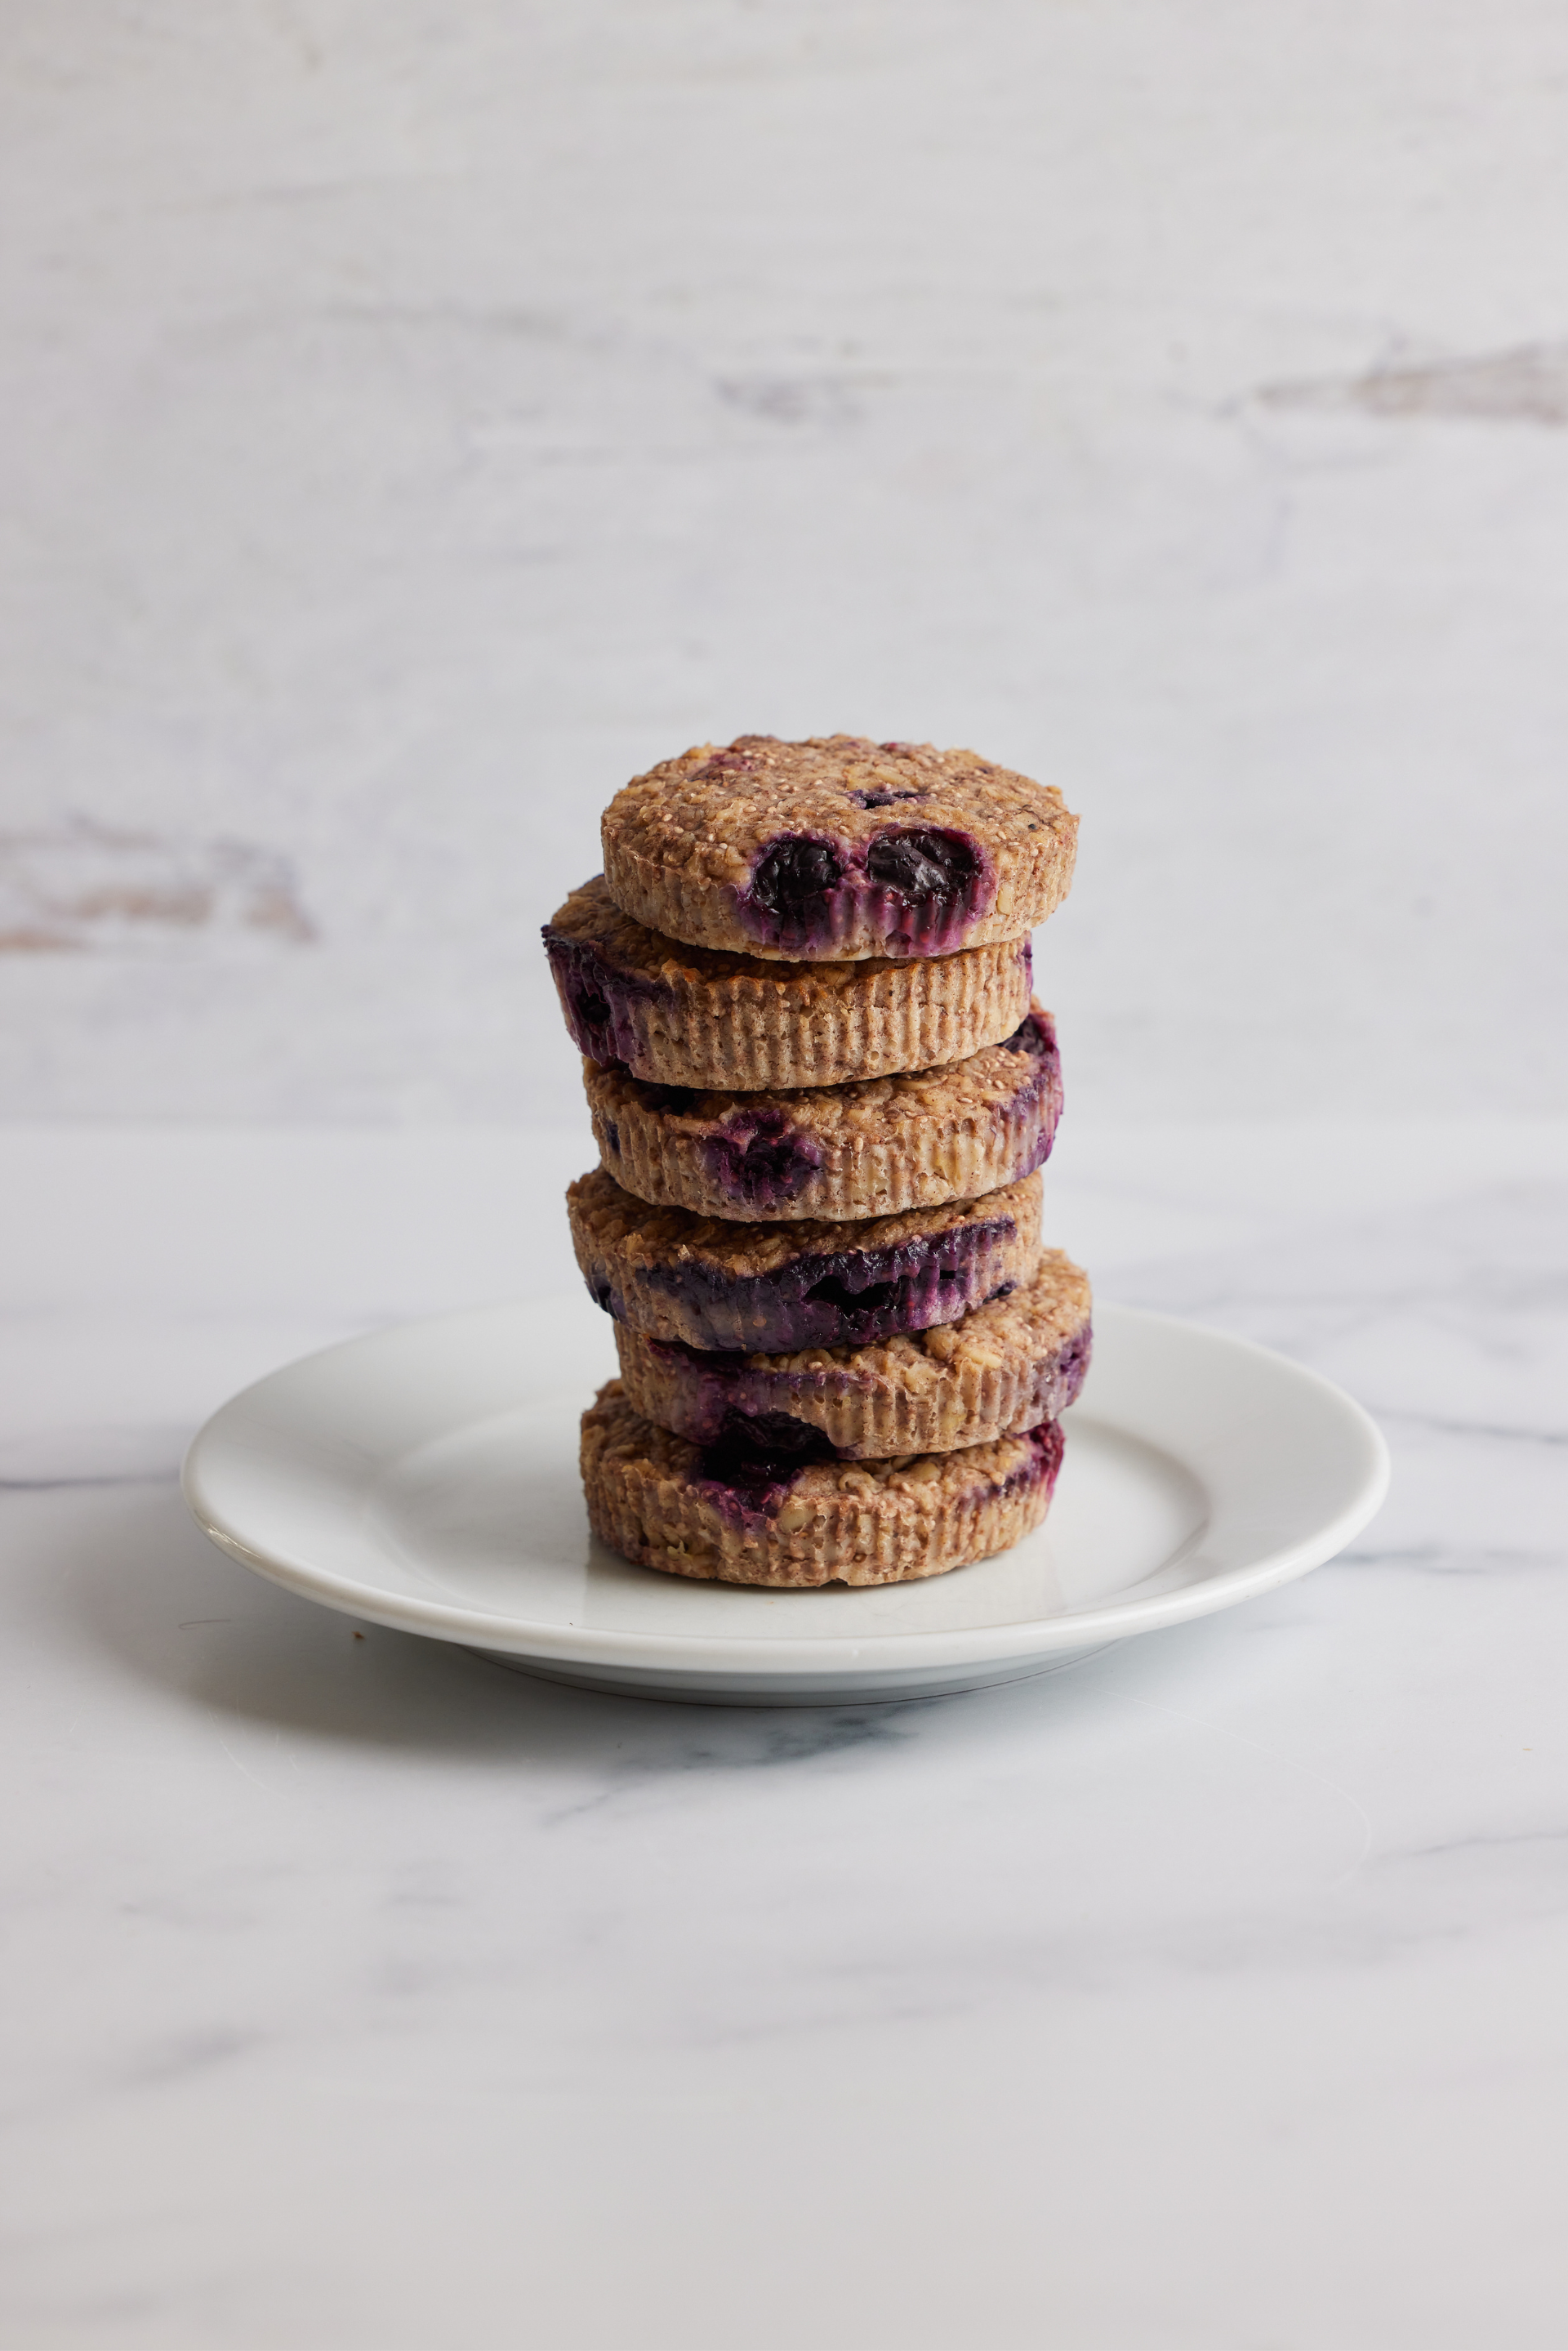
1368,1408,1568,1448
149,170,471,216
1335,1542,1563,1577
0,1425,190,1488
534,1706,921,1823
0,1471,180,1492
0,823,314,956
1401,1828,1568,1862
123,2029,263,2089
1259,342,1568,426
714,373,863,426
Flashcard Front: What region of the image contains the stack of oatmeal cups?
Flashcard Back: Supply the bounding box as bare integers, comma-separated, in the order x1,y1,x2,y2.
543,734,1092,1591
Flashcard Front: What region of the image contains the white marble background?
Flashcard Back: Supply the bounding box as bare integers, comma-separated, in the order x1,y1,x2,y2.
2,0,1566,1122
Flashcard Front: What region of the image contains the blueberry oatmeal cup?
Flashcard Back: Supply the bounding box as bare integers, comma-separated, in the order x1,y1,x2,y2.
566,1169,1044,1353
544,876,1034,1091
600,734,1077,961
581,1379,1067,1588
583,1006,1062,1222
612,1247,1092,1461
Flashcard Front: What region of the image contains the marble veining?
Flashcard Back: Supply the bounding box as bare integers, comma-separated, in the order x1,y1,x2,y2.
1258,341,1568,426
0,823,316,956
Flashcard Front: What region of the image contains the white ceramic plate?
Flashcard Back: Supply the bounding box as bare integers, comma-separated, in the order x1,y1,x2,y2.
182,1298,1388,1706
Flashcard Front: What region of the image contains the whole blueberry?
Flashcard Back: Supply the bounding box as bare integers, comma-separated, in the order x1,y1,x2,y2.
748,835,845,928
864,827,982,903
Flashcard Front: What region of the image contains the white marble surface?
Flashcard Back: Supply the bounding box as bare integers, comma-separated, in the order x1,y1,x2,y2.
2,0,1567,1123
3,1119,1566,2349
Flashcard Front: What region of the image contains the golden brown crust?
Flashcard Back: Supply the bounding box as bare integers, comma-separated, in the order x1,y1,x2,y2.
614,1249,1092,1459
581,1381,1066,1588
543,877,1034,1089
600,734,1077,961
586,1004,1062,1222
567,1168,1045,1353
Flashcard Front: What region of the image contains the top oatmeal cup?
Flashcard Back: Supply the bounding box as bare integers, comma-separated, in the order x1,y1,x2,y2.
600,733,1077,961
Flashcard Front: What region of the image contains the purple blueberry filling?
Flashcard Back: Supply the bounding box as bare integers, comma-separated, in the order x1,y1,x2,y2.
864,826,981,904
1000,1008,1050,1055
1052,1323,1093,1408
849,787,927,810
604,1213,1023,1353
609,1073,825,1208
542,926,669,1069
639,1082,699,1115
949,1417,1066,1519
642,1341,818,1448
864,826,991,952
969,1006,1064,1183
645,1314,1093,1449
698,1107,824,1209
735,823,995,956
614,1006,1058,1216
1009,1418,1066,1502
693,1405,1067,1537
742,835,847,953
693,1409,838,1526
693,743,772,781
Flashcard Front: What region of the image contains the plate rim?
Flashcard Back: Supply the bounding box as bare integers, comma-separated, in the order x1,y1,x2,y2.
180,1299,1391,1676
